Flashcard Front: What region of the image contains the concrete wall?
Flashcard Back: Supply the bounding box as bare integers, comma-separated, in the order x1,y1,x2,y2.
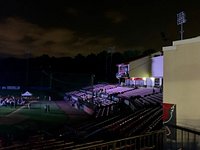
163,36,200,130
129,56,151,78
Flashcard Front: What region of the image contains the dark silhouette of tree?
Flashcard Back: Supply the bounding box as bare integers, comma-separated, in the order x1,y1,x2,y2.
0,48,159,92
123,50,143,62
160,32,170,46
142,49,157,56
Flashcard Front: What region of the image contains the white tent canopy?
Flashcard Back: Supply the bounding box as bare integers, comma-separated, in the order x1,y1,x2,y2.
21,91,32,97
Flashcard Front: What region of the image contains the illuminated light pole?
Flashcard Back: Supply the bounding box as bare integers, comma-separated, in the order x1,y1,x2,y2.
26,50,31,87
106,47,115,82
49,65,52,89
91,74,95,103
177,11,186,40
49,72,53,89
105,52,108,81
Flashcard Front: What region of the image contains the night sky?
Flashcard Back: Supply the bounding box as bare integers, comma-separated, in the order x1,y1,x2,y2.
0,0,200,58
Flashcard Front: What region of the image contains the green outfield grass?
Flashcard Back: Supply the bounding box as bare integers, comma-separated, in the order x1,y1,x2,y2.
0,101,71,140
18,101,69,124
0,107,20,116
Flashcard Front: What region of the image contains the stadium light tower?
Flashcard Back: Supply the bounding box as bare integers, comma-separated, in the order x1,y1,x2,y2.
91,74,95,103
177,11,186,40
106,46,115,81
26,50,31,87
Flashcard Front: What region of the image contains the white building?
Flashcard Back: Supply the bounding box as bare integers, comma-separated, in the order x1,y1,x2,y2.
116,52,163,87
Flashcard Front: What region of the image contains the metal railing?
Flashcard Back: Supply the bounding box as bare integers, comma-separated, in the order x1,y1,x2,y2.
164,124,200,150
3,125,199,150
73,130,165,150
73,125,200,150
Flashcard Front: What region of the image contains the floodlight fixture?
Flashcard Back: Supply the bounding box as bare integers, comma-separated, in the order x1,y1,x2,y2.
177,11,186,40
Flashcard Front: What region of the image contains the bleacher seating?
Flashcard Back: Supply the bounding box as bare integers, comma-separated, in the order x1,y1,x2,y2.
0,83,164,149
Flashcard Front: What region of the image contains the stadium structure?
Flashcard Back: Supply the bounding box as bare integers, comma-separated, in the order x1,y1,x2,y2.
1,37,200,149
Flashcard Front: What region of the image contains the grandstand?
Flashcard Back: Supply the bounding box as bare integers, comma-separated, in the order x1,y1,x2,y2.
3,36,200,149
0,75,199,149
0,82,164,149
64,83,163,143
62,81,200,149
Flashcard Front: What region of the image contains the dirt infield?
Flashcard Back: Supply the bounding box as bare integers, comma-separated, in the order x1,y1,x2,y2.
55,100,89,120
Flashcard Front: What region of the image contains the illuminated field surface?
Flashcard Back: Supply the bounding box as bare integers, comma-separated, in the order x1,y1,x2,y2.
0,100,89,142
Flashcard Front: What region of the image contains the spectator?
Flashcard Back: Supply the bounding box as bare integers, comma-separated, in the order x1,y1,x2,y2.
28,103,31,109
153,88,155,94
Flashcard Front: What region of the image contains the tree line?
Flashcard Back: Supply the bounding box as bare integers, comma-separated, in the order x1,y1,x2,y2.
0,49,157,92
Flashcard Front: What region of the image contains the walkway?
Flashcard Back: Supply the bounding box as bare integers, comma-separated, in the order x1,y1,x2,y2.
55,100,90,123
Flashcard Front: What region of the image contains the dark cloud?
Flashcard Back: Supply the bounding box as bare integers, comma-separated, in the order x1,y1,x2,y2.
0,0,199,58
105,11,126,24
42,41,56,47
66,8,80,17
19,35,38,44
0,17,117,57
